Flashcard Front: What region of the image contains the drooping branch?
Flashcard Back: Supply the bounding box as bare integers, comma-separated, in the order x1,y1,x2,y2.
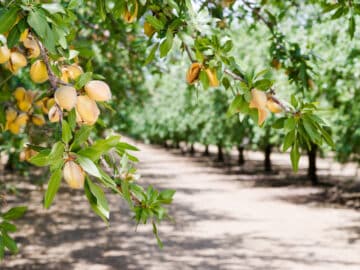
183,44,295,115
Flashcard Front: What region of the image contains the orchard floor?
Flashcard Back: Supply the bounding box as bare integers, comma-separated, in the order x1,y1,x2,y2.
1,139,360,270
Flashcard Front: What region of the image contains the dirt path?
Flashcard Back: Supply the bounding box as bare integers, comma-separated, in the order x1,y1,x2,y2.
2,140,360,270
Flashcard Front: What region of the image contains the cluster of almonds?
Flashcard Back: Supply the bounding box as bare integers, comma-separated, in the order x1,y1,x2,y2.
249,89,283,125
186,62,219,87
122,1,138,23
0,29,45,76
50,80,111,126
5,88,46,134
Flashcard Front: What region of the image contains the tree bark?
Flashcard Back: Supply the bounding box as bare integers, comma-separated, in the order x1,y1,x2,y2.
189,143,195,156
264,145,272,172
237,146,245,166
175,141,180,149
308,143,318,186
217,144,224,162
203,145,210,156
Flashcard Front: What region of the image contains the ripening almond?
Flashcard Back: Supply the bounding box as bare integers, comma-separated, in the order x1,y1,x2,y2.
8,122,21,134
144,22,155,37
307,79,315,89
15,113,29,126
0,46,10,64
76,95,100,125
17,91,35,112
122,1,138,23
271,59,281,70
23,37,40,58
67,64,83,80
205,68,219,87
54,86,77,111
48,105,61,122
30,60,48,84
266,99,282,113
20,148,38,162
249,89,267,109
249,89,268,125
19,29,29,42
13,87,26,101
7,52,27,73
39,98,55,114
84,80,111,101
60,67,70,83
17,100,32,112
32,114,45,126
5,108,17,129
63,160,85,189
186,62,202,84
6,113,28,134
221,0,235,7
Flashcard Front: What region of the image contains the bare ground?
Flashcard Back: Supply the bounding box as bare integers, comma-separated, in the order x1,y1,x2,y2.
1,140,360,270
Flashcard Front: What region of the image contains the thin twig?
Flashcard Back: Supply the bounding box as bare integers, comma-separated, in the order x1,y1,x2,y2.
36,39,58,91
224,69,245,82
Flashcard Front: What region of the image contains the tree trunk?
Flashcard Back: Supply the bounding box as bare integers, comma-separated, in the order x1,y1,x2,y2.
308,143,318,186
217,144,224,162
189,143,195,156
163,141,168,149
203,145,210,156
264,145,272,172
4,153,15,172
175,141,180,149
237,146,245,166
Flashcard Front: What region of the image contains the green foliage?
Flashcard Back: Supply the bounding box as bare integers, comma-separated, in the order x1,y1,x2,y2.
0,206,27,259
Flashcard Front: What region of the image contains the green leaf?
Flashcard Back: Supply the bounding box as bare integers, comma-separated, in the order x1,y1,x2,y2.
116,142,139,151
68,0,83,9
41,3,66,14
0,239,4,260
77,155,101,178
2,206,27,220
152,222,164,249
145,15,165,30
145,43,158,65
302,117,321,144
29,149,51,166
62,120,72,144
70,126,92,150
6,22,22,48
290,144,300,172
27,10,47,39
0,221,17,233
253,79,273,91
120,180,132,206
272,117,285,129
284,117,296,131
226,95,248,117
67,109,77,131
158,189,175,204
159,31,174,58
75,72,92,89
349,16,356,39
78,135,121,161
48,141,65,161
84,178,110,223
0,7,19,34
3,233,18,253
222,40,233,52
44,169,62,209
96,0,107,21
283,130,295,152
